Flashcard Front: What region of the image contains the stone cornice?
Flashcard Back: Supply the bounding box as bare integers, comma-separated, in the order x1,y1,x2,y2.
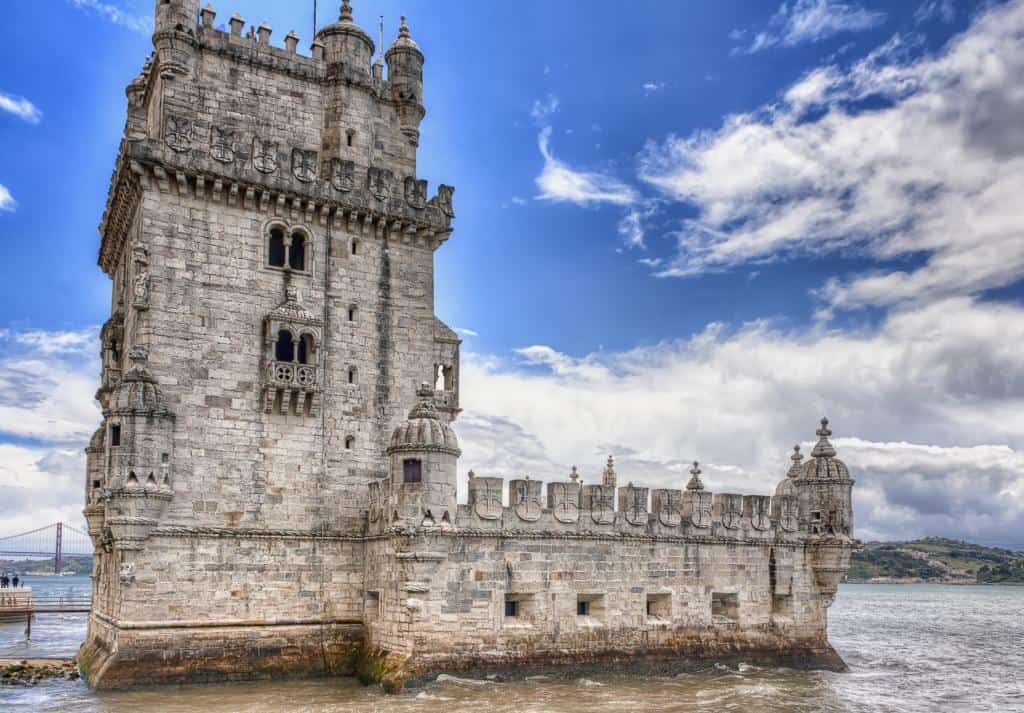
98,139,454,277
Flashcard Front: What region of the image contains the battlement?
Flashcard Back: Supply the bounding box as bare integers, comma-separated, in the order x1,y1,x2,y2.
452,468,800,541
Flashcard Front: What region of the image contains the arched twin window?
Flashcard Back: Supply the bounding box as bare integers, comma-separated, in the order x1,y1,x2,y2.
274,329,316,364
267,226,309,272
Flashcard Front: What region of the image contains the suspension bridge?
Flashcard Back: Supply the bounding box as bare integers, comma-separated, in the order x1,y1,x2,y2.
0,522,93,574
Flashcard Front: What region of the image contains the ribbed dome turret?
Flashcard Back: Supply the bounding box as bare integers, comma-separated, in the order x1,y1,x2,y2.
388,385,460,455
802,418,850,480
107,356,170,417
316,1,375,69
386,15,422,56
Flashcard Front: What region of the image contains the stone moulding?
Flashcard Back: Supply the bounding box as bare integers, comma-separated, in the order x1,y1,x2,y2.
92,609,362,631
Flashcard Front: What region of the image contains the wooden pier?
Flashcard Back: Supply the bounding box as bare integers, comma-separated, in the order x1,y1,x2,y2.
0,588,91,638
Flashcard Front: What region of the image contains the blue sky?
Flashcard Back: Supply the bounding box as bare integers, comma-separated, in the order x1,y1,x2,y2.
2,0,1023,547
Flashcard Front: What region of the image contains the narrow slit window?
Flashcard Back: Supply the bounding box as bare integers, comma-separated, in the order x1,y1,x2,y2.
345,435,355,450
348,366,357,384
351,239,359,256
348,305,357,322
110,424,121,447
346,129,355,147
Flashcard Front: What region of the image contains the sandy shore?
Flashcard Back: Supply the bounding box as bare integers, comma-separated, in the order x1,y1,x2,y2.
0,658,78,686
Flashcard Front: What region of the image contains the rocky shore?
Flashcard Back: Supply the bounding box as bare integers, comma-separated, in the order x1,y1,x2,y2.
1,658,79,686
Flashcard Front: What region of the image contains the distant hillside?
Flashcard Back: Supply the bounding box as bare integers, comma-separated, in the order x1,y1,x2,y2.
0,555,92,576
848,537,1024,584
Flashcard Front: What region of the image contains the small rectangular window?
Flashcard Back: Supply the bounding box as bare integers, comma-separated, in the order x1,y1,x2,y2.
110,424,121,447
577,599,589,616
403,458,422,483
92,480,101,489
647,592,671,619
712,592,739,623
505,598,518,617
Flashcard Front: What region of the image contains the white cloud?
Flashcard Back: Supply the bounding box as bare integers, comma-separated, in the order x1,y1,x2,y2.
536,127,638,206
0,91,41,124
915,0,956,24
455,327,479,338
0,185,15,212
530,94,560,122
641,1,1024,311
69,0,152,34
617,202,659,249
456,297,1024,547
736,0,886,54
642,81,666,95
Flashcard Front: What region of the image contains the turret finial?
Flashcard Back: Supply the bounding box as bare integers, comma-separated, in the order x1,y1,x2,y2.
340,0,353,22
569,465,579,482
812,417,837,458
686,461,704,491
602,455,617,488
787,444,804,479
399,15,410,38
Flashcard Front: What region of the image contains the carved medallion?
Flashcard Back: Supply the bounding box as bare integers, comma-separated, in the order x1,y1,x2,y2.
511,479,542,522
368,166,394,202
253,137,278,174
721,494,743,530
653,489,682,528
689,491,713,529
292,148,318,183
404,176,427,209
211,127,235,163
164,115,192,152
471,477,503,521
331,158,355,192
548,482,580,524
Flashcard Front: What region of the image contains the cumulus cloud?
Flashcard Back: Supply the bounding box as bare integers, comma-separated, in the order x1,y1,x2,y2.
915,0,956,24
642,1,1024,312
457,297,1024,547
536,127,638,206
0,184,15,212
68,0,152,34
0,91,42,124
735,0,887,54
642,82,666,95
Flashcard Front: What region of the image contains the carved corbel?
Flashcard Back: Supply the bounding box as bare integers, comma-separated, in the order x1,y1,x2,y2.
228,183,239,207
152,166,171,193
244,186,256,210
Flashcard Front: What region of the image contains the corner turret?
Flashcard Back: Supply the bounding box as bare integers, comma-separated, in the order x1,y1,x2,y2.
386,16,426,146
385,383,460,528
316,1,375,71
153,0,199,77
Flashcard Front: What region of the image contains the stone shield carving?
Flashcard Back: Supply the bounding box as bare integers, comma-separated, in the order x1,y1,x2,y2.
164,115,192,152
621,486,649,526
721,494,743,530
405,177,427,209
368,166,394,202
331,159,355,192
548,482,580,524
653,489,682,527
689,491,713,529
470,476,503,521
211,127,235,163
749,495,771,531
253,137,278,174
779,496,799,532
510,479,542,522
583,485,615,525
292,148,318,183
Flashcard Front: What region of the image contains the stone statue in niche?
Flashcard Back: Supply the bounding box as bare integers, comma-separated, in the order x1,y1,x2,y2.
132,244,150,310
331,158,355,192
253,137,278,174
292,148,318,183
368,481,382,523
119,562,135,585
404,176,427,209
164,114,192,152
368,166,394,202
210,127,235,163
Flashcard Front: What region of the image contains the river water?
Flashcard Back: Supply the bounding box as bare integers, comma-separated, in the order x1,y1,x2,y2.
2,579,1022,712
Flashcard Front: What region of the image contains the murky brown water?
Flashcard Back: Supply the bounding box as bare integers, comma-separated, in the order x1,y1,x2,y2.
3,583,1023,712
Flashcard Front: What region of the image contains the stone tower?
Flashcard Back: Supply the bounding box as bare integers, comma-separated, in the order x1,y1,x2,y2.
80,0,459,687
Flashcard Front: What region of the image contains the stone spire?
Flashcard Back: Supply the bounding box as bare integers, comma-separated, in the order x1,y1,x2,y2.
686,461,704,491
340,0,353,22
811,417,836,458
787,444,804,479
601,455,616,488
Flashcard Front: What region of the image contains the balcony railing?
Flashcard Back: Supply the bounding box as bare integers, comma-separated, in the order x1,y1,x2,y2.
266,361,319,389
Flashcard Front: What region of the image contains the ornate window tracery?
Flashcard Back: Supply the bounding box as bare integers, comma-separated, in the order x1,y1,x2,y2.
265,222,311,274
262,286,322,416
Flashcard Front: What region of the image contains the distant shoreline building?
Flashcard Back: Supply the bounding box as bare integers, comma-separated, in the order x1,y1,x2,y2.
79,1,856,690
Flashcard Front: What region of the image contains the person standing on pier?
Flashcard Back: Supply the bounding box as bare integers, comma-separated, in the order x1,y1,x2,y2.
11,574,19,588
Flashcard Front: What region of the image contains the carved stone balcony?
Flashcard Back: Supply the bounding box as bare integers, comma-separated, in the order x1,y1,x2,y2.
263,360,320,416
